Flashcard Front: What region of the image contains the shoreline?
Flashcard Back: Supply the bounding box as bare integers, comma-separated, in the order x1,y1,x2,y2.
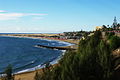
0,34,78,49
0,34,78,80
14,50,66,75
14,64,59,80
13,49,65,80
0,33,79,44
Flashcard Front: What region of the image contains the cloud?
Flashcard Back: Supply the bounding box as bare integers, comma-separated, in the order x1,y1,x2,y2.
0,10,48,20
0,13,24,20
0,10,7,13
32,17,44,20
25,13,48,16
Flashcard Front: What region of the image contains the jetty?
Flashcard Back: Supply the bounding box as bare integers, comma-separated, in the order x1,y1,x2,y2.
35,44,77,50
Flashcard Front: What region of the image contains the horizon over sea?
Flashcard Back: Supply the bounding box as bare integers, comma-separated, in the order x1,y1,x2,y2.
0,36,72,74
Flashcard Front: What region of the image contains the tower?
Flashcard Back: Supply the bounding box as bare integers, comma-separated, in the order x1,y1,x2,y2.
113,16,118,29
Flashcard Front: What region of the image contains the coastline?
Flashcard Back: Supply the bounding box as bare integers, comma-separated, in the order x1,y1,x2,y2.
14,64,59,80
14,50,66,75
0,34,78,49
0,33,79,44
0,34,78,80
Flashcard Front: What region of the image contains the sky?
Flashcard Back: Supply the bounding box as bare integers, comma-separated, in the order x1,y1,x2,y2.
0,0,120,33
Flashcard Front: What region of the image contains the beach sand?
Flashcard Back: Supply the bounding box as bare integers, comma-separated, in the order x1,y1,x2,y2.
14,64,58,80
15,70,37,80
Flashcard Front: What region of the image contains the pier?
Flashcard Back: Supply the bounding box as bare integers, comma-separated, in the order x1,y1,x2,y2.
35,44,77,50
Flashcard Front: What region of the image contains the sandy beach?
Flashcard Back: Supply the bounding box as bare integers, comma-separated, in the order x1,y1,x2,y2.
0,64,57,80
0,33,80,44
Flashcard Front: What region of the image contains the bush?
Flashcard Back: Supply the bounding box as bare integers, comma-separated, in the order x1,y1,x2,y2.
109,36,120,50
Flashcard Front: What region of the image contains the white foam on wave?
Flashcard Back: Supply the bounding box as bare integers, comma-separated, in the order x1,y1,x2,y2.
35,38,74,47
15,50,66,74
15,64,45,74
58,41,74,46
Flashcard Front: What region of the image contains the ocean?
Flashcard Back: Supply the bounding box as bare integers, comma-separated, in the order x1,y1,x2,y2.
0,36,72,74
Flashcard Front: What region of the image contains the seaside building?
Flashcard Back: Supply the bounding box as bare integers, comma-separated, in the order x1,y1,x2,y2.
95,26,103,31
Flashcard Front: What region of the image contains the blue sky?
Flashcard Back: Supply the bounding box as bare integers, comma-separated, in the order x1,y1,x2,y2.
0,0,119,33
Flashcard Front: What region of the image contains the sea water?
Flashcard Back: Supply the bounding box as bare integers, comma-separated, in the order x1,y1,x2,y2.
0,36,72,73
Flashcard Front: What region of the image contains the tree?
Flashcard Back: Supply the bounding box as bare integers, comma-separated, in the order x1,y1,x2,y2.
106,32,115,39
4,65,14,80
34,71,41,80
109,36,120,50
34,31,114,80
98,40,113,80
34,62,52,80
102,25,107,31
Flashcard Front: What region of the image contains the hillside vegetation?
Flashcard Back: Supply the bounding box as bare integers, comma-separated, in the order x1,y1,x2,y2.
33,31,120,80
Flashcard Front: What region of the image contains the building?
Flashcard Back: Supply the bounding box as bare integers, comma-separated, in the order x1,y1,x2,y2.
95,26,103,31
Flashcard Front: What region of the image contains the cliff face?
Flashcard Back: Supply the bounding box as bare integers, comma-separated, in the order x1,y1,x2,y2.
112,48,120,80
113,48,120,58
